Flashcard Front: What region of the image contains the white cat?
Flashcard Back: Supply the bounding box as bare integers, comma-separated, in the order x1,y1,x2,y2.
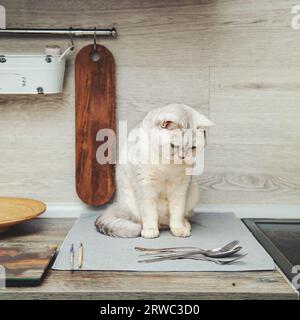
95,104,214,238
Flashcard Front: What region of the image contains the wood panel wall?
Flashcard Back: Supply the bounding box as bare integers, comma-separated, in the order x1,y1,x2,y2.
0,0,300,205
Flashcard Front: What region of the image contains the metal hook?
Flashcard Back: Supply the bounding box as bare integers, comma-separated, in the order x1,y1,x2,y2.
69,27,75,51
90,27,100,61
93,27,97,51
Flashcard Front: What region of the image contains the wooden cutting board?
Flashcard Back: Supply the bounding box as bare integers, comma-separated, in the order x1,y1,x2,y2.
0,243,57,287
75,44,116,206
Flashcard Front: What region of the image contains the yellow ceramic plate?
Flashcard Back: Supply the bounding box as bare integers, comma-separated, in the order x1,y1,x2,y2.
0,197,46,232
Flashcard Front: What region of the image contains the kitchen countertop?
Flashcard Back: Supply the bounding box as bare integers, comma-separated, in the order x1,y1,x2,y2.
0,218,298,300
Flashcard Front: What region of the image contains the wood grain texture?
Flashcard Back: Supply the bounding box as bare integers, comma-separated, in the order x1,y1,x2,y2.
204,66,300,203
0,0,299,205
209,67,300,145
198,173,300,204
198,143,300,204
75,44,116,206
1,0,300,67
0,243,57,287
0,218,297,300
117,66,209,130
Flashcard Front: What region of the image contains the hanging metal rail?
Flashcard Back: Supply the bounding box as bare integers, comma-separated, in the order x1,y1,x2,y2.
0,27,117,37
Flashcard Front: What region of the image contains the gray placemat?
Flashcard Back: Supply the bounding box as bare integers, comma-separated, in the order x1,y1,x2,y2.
52,212,275,271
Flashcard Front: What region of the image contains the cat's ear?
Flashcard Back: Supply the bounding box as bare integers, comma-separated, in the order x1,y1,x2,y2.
196,115,215,128
157,110,182,130
160,120,179,130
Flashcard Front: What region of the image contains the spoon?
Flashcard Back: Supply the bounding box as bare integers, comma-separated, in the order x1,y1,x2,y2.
138,246,243,263
141,245,243,259
135,240,241,258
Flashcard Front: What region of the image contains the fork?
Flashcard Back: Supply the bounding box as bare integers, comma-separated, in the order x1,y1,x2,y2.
135,240,240,258
138,247,243,263
138,253,247,264
139,245,242,259
181,253,247,265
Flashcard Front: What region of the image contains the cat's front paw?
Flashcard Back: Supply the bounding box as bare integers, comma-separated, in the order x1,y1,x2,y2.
184,219,191,231
141,228,160,239
171,226,191,237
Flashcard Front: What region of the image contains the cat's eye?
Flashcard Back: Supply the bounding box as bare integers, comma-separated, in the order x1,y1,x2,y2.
171,143,175,148
192,146,196,150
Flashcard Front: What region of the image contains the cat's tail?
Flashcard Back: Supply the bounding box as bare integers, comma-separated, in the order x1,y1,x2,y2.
95,204,141,238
